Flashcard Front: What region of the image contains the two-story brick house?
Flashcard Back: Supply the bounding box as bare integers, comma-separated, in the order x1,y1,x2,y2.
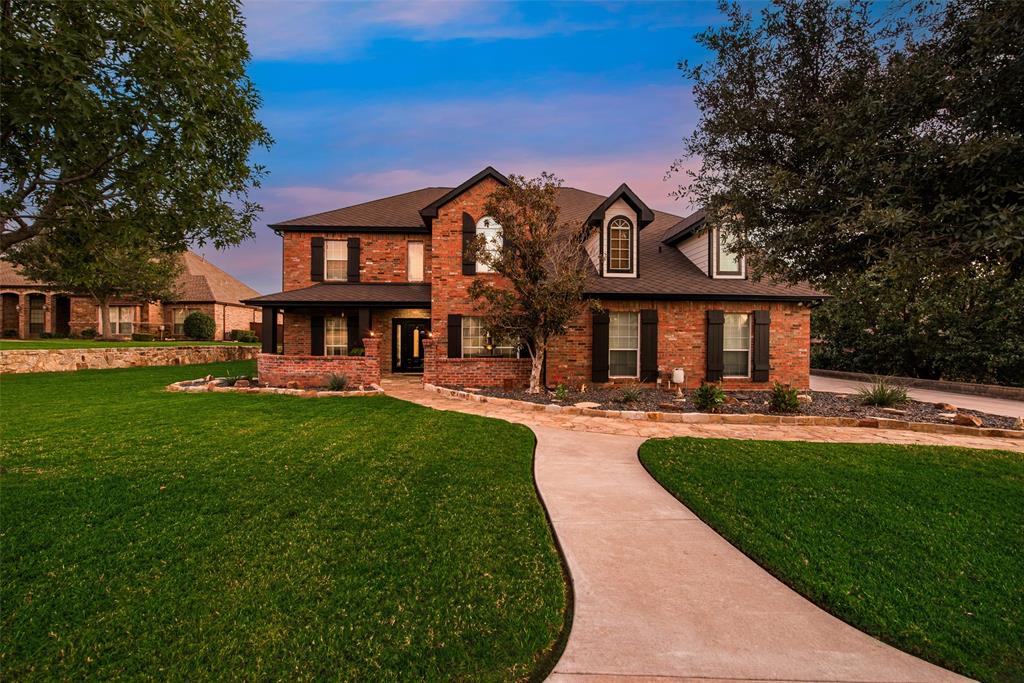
245,167,825,389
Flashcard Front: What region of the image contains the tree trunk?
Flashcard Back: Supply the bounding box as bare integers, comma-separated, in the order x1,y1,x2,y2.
527,340,546,394
98,297,112,339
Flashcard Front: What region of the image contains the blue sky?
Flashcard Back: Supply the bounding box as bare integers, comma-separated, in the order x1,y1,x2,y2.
203,0,729,293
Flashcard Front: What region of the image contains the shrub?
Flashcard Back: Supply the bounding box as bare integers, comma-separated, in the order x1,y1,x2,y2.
692,382,726,412
857,378,909,407
80,328,96,338
348,346,365,357
223,375,252,387
327,373,349,391
131,332,155,342
229,329,259,343
2,329,18,338
620,386,642,404
769,382,801,413
183,311,216,340
553,384,569,401
39,331,53,339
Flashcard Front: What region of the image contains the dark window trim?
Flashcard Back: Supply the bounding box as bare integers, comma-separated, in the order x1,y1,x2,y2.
714,228,744,277
606,215,635,274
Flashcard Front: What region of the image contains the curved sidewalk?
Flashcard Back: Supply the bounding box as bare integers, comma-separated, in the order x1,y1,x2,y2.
381,378,981,682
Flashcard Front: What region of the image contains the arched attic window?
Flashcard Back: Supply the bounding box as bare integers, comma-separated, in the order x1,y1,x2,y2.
607,216,633,273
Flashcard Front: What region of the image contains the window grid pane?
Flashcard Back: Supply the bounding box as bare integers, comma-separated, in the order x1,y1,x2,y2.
723,313,749,376
475,217,502,273
325,241,347,281
608,311,638,376
608,218,632,271
462,316,486,357
325,316,348,356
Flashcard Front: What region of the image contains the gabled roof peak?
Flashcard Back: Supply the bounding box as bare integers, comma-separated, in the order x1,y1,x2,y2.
585,182,656,229
418,166,510,222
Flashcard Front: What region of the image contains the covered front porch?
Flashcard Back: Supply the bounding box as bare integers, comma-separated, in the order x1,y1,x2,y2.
246,283,432,388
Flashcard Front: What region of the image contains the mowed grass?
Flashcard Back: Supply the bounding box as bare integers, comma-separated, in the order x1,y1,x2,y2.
639,437,1024,683
1,362,566,681
0,339,257,349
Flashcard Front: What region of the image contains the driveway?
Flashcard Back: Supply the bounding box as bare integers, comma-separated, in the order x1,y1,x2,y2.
809,375,1024,418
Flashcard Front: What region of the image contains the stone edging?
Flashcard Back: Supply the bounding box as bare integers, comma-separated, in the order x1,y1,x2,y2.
166,377,384,397
423,383,1024,440
811,368,1024,401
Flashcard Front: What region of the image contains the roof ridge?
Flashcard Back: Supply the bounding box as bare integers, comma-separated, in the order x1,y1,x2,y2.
270,186,453,227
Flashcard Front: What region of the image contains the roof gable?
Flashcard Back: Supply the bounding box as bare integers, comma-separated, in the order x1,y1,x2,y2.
585,183,656,230
661,210,706,245
418,166,509,223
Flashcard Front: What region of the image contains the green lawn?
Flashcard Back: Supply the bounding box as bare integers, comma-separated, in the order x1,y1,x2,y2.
639,437,1024,683
0,339,258,350
1,362,567,681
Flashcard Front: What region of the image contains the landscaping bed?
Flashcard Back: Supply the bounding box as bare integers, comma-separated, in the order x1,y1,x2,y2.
167,375,383,396
455,385,1022,431
640,437,1024,682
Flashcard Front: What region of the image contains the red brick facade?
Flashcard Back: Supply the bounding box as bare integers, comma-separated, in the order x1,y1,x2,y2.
423,338,532,387
258,336,381,388
282,231,431,290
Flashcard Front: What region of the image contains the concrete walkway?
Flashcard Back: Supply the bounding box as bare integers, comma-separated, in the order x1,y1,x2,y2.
380,377,983,682
810,375,1024,419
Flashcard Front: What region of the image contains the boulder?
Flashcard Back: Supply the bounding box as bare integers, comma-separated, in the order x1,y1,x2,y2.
935,402,958,412
797,394,813,403
723,395,739,405
574,401,601,409
881,407,907,415
234,379,250,387
953,413,983,427
1014,417,1023,430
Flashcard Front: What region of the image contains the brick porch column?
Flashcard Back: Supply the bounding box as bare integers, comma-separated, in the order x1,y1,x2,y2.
362,335,381,385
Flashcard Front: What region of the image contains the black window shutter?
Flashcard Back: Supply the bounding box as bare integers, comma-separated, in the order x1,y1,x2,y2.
592,309,609,383
311,316,325,356
447,314,462,358
640,309,658,382
752,309,770,382
462,212,476,275
346,314,359,353
706,310,724,382
310,237,324,282
347,238,360,282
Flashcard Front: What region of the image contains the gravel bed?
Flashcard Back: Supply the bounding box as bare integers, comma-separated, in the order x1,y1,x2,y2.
448,385,1022,431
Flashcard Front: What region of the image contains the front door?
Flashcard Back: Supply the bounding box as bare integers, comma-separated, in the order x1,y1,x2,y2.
392,319,430,373
55,296,71,336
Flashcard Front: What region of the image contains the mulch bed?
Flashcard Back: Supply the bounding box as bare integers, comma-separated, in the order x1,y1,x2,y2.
451,385,1022,431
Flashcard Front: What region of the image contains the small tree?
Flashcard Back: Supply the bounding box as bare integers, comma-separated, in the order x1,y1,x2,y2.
468,173,593,394
6,224,180,338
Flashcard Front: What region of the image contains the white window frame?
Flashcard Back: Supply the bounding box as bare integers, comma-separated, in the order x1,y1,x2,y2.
407,240,424,282
462,316,516,358
325,316,348,356
607,216,634,273
723,312,751,378
713,227,745,279
324,240,348,282
608,311,640,378
475,217,502,273
172,308,194,337
99,306,134,335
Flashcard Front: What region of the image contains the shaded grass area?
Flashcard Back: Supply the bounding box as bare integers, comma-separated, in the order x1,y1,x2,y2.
1,362,566,681
639,437,1024,683
0,340,258,349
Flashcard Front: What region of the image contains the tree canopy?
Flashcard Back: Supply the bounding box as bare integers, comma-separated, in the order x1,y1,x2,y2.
1,0,272,252
673,0,1024,286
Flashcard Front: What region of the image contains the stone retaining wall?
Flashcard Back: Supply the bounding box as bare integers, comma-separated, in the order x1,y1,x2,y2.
0,345,258,374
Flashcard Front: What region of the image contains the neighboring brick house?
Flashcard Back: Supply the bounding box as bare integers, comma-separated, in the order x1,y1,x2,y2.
245,167,825,389
1,251,261,340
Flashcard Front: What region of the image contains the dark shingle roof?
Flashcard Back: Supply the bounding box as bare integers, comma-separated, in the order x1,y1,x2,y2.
243,283,431,307
269,187,449,230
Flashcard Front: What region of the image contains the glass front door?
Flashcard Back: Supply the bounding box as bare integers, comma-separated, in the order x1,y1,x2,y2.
392,319,430,373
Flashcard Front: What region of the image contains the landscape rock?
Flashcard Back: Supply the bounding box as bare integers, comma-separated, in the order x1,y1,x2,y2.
953,412,983,427
1014,417,1024,429
723,395,739,405
935,402,958,412
286,381,301,390
880,407,907,415
574,401,601,409
797,394,813,403
938,412,957,419
234,379,250,387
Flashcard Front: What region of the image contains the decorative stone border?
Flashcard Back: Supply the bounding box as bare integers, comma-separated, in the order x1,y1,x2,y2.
167,376,383,397
424,383,1024,440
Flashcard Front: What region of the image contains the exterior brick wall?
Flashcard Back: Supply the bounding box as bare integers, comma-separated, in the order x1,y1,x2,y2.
282,231,432,290
423,338,531,387
546,299,811,390
257,337,381,388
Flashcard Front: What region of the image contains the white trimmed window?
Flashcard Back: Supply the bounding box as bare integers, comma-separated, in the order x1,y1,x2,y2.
714,228,744,277
607,216,633,272
462,316,516,358
723,313,751,377
325,316,348,356
609,311,639,377
172,308,192,336
408,241,424,282
475,217,502,273
325,241,348,281
98,306,134,335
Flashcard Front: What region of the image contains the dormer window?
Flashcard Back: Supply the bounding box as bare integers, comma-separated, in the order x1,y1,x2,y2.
476,216,502,273
713,228,745,278
607,216,634,273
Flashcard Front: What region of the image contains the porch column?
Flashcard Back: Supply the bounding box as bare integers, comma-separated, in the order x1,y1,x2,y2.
261,306,279,353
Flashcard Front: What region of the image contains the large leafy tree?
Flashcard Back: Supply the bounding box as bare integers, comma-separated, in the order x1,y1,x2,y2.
0,0,272,252
8,224,181,338
468,173,593,394
673,0,1024,284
